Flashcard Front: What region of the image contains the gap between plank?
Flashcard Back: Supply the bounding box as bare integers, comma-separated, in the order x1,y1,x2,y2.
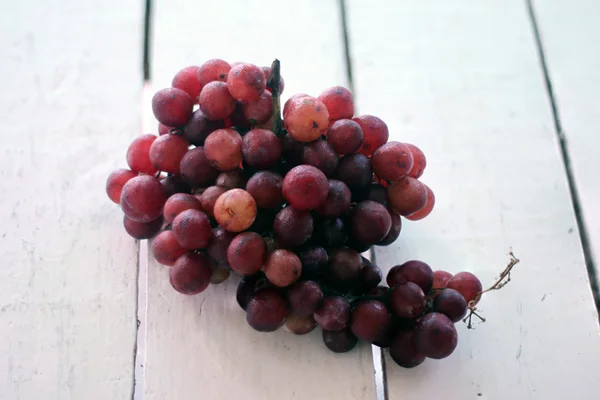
525,0,600,319
338,0,356,96
143,0,153,80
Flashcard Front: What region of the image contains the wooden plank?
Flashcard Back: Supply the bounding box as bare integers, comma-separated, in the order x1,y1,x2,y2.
0,1,143,399
532,0,600,292
144,1,377,399
346,0,600,399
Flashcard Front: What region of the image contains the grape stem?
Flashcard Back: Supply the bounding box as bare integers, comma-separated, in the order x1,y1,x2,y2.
464,251,520,329
266,59,283,136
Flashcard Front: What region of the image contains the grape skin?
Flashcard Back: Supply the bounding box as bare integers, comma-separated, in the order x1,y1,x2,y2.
149,134,189,175
207,226,237,263
446,271,483,305
287,280,323,317
387,260,434,293
227,63,266,102
314,296,350,331
106,169,137,204
390,282,426,319
213,189,257,232
246,171,284,209
198,186,228,217
172,209,212,250
377,210,402,246
326,119,364,155
161,175,191,197
336,154,373,192
172,66,202,102
301,139,339,176
349,200,392,245
158,123,172,135
183,109,225,146
389,330,426,368
236,273,270,311
350,300,391,342
263,249,302,287
215,169,246,189
298,246,328,277
322,328,358,353
197,59,231,87
123,215,163,239
120,175,166,223
359,260,383,292
241,128,282,169
318,86,354,121
126,134,157,175
282,165,329,210
415,312,458,359
227,232,267,276
204,128,243,172
371,142,414,181
353,115,389,156
274,206,313,248
242,90,272,124
388,177,428,216
163,193,203,223
152,88,194,127
315,179,351,217
433,288,468,322
179,146,219,188
284,96,329,142
151,230,188,266
432,270,453,293
246,288,289,332
169,253,213,295
328,248,362,287
315,217,347,248
198,81,237,121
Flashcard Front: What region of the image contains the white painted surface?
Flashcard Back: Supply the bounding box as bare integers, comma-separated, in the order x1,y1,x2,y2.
144,1,377,400
0,1,142,399
533,0,600,289
347,0,600,399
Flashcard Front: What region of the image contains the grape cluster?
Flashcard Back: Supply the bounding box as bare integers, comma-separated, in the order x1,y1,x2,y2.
106,59,481,369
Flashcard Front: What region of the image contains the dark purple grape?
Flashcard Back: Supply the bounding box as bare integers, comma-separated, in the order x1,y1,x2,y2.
301,139,339,176
280,133,304,165
315,218,347,248
314,296,350,331
287,280,323,317
242,128,282,169
359,261,383,292
390,282,426,319
345,234,371,253
206,226,237,263
335,153,372,192
315,179,351,218
389,330,426,368
161,175,191,196
215,169,246,189
415,313,458,359
433,288,468,322
349,200,392,245
236,273,270,310
328,248,362,287
387,260,433,293
350,300,391,342
247,208,276,235
245,171,284,209
273,206,313,248
180,147,219,188
123,215,163,239
377,210,402,246
365,183,388,206
183,109,225,146
322,328,358,353
246,288,289,332
370,285,390,297
298,246,328,277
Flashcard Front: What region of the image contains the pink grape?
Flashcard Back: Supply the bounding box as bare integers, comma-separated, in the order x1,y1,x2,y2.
152,88,194,127
127,134,158,175
388,177,428,216
123,215,163,239
227,63,266,101
197,59,231,87
242,128,282,169
246,171,284,209
284,95,329,142
326,119,364,154
213,189,257,232
163,193,203,223
120,175,166,223
227,232,267,276
264,249,302,287
204,128,243,171
282,165,329,210
371,142,414,181
169,253,213,295
405,143,426,179
242,90,272,124
353,115,389,156
149,133,189,174
106,169,137,204
318,86,354,120
172,209,212,250
446,271,483,305
172,66,202,102
198,81,236,121
315,179,351,217
151,230,188,266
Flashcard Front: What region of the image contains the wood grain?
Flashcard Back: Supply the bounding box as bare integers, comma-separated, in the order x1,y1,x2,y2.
0,1,143,398
144,1,377,399
346,0,600,399
532,0,600,293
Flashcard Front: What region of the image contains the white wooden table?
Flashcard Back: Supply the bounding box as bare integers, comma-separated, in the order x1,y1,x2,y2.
2,1,600,399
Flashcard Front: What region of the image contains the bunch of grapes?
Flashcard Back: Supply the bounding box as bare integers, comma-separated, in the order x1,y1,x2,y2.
106,58,485,369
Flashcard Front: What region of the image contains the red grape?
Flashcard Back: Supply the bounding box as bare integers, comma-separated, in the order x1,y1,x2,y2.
282,165,329,210
198,185,228,217
328,248,362,286
287,280,323,317
415,313,458,359
204,128,243,171
183,109,225,146
390,282,426,319
215,169,246,189
314,296,350,331
246,288,289,332
126,134,157,175
284,96,329,142
197,59,231,87
322,328,357,353
301,139,339,176
207,226,237,263
149,133,189,174
179,146,219,188
353,115,389,156
169,252,213,295
406,184,435,221
241,90,272,124
264,249,302,287
120,175,166,223
241,128,282,169
213,188,257,232
298,246,328,277
315,217,346,248
359,259,383,292
123,215,163,239
161,175,191,196
350,300,391,342
336,153,372,192
152,88,194,127
433,288,468,322
315,179,351,217
432,270,453,293
350,200,392,245
371,142,414,181
446,271,483,305
246,171,284,209
236,273,270,310
198,81,236,121
163,193,202,223
227,63,266,101
389,330,426,368
318,86,354,120
387,260,433,293
326,119,364,154
151,230,188,266
172,209,212,249
158,123,172,135
106,169,137,204
172,66,201,102
261,66,285,94
388,177,428,216
377,209,402,246
273,206,313,248
284,314,317,335
227,232,267,275
405,143,426,179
